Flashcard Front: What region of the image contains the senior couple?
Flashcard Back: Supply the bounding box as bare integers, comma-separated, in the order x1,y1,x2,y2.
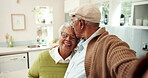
28,3,139,78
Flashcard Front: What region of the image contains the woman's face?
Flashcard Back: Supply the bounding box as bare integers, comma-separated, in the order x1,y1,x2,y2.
59,27,77,53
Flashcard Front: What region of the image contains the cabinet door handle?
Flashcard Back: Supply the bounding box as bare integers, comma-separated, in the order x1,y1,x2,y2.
23,56,26,58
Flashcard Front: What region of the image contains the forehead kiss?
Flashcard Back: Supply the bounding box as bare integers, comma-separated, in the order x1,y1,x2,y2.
59,26,77,51
61,27,76,40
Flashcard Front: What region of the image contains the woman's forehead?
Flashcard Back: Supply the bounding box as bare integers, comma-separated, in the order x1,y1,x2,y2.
63,27,73,31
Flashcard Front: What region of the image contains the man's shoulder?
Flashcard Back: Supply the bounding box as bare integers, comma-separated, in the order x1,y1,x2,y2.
88,34,124,48
104,34,120,40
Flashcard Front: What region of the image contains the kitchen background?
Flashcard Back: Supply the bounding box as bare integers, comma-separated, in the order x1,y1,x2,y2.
0,0,65,46
0,0,148,56
0,0,148,77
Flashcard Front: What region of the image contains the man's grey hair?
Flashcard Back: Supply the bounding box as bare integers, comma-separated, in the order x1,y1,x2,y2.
58,22,72,38
72,15,99,26
85,21,100,26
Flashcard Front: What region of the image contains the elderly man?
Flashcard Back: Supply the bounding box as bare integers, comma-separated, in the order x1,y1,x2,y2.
64,3,139,78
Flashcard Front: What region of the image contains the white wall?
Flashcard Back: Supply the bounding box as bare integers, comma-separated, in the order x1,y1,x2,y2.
64,0,80,13
104,26,148,57
52,0,64,40
64,0,92,13
109,0,121,26
0,0,64,45
91,0,109,4
80,0,91,4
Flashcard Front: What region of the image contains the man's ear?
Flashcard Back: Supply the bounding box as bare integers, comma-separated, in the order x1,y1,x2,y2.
80,22,82,26
79,20,85,30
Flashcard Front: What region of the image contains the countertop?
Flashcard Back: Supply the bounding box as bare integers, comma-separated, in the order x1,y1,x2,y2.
1,69,28,78
0,45,52,56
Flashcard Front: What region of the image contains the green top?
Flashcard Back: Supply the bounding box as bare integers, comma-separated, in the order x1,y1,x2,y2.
28,50,68,78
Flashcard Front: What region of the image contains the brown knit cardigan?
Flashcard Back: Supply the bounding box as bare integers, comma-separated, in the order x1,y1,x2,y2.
85,27,139,78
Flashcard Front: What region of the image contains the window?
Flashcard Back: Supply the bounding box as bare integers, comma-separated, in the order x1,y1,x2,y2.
121,0,132,26
33,6,53,24
65,13,72,22
36,26,53,45
99,1,109,25
33,6,53,45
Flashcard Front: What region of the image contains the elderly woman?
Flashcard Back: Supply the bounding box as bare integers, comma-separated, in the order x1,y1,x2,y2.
28,23,77,78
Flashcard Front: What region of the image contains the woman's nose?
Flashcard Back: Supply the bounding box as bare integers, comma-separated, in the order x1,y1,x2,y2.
66,36,71,40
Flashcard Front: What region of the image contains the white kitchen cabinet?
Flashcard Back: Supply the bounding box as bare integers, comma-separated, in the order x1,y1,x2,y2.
131,1,148,28
0,53,28,73
28,50,47,68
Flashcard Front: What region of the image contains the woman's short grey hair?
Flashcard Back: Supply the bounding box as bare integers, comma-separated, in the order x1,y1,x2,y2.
58,22,72,38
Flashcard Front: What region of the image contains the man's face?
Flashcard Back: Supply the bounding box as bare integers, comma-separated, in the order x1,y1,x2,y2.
72,16,82,38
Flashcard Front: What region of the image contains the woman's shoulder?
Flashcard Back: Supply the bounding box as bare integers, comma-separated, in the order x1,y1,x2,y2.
39,45,59,56
39,50,49,56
